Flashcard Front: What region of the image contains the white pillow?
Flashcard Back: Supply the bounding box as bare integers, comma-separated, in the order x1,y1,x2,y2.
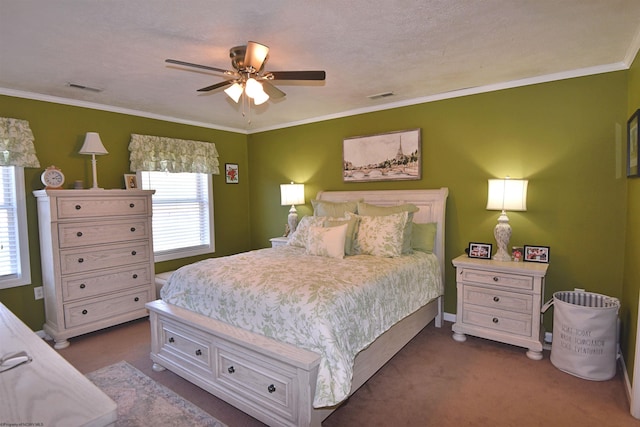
349,211,408,257
288,216,327,248
306,224,348,259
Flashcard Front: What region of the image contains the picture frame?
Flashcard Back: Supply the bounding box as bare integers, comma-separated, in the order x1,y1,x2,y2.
343,128,421,182
628,109,639,178
512,246,524,262
524,245,550,263
124,174,137,189
468,242,492,259
225,163,239,184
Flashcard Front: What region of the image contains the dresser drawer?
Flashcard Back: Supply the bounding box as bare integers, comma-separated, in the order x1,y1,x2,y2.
460,268,534,291
61,264,153,301
57,196,149,219
58,219,150,248
159,320,214,373
64,287,151,328
60,242,150,275
462,304,532,336
215,340,298,423
463,285,533,314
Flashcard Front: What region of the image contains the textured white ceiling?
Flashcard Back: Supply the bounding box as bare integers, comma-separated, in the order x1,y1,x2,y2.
1,1,639,133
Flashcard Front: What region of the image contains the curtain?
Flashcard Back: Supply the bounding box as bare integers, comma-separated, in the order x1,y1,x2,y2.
0,118,40,167
128,134,220,175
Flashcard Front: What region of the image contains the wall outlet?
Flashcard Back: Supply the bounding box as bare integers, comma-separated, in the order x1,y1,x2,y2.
34,286,43,300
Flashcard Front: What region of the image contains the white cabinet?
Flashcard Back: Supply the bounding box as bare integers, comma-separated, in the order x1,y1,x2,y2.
451,255,549,360
270,236,289,247
34,189,155,349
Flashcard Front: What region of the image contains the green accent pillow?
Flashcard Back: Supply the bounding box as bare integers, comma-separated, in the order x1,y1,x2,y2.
311,199,359,217
411,222,437,253
306,224,348,259
356,202,419,254
348,211,408,257
324,216,360,256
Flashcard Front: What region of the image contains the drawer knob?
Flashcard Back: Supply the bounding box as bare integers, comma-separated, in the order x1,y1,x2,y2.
493,296,500,302
80,283,86,289
129,203,135,208
492,317,499,324
75,205,81,210
82,309,88,315
168,337,175,343
76,231,83,237
78,258,84,263
130,227,136,232
134,297,139,302
133,274,138,279
195,349,202,356
493,277,499,282
131,251,137,256
268,384,276,393
228,366,235,374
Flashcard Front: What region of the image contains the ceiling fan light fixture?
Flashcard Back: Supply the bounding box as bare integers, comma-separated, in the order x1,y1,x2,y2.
245,78,264,98
252,90,269,105
244,41,269,71
224,82,244,103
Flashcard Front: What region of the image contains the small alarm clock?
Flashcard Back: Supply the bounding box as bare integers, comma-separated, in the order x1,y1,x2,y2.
41,166,65,189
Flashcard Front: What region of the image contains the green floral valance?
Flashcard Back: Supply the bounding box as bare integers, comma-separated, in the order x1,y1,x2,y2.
0,118,40,168
128,134,219,175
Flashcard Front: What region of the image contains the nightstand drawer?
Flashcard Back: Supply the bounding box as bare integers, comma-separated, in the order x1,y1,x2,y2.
60,242,151,275
462,305,532,336
463,285,533,314
460,268,533,291
57,196,150,219
58,219,150,248
62,264,153,301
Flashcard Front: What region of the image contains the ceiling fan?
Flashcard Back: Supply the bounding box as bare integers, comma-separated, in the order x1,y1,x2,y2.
166,41,326,106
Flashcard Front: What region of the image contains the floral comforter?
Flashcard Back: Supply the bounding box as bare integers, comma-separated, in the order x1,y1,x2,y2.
160,245,443,407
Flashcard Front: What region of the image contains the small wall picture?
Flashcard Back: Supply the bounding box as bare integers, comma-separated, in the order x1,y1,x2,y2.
124,174,137,189
524,245,550,263
468,242,492,259
628,109,639,177
512,246,524,262
225,163,239,184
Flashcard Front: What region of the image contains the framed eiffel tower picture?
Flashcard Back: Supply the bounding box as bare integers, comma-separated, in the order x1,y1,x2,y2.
342,128,421,183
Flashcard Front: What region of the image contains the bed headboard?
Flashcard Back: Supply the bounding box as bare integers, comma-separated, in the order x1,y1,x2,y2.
315,188,449,283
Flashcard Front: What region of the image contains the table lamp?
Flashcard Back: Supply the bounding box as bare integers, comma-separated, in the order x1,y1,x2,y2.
280,182,305,236
486,177,528,261
79,132,108,189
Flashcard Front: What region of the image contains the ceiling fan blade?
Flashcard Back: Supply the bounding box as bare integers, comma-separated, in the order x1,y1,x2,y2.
244,41,269,72
166,59,231,75
197,80,234,92
262,81,286,99
269,70,326,81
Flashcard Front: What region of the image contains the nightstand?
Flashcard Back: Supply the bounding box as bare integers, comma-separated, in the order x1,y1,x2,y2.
451,254,549,360
270,236,289,247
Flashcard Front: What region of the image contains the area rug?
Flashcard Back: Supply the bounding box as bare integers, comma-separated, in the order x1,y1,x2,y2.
87,361,226,427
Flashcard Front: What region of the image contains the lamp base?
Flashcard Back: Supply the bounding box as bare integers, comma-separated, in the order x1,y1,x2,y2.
287,206,299,237
493,212,512,262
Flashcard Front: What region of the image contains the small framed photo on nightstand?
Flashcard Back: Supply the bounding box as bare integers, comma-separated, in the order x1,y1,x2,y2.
468,242,492,259
524,245,550,263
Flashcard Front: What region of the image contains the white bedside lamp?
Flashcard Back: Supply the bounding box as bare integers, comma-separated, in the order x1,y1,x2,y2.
486,177,528,261
79,132,108,190
280,182,305,236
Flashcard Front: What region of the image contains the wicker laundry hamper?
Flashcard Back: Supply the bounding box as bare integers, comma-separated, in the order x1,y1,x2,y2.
542,291,620,381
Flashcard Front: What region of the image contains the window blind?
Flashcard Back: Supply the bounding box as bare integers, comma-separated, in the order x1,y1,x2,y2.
141,171,213,259
0,166,21,282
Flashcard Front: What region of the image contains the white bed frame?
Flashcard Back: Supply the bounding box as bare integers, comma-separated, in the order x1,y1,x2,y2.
146,188,448,427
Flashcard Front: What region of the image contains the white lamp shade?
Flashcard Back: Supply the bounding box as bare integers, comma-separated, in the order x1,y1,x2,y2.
224,83,244,103
245,78,265,99
79,132,108,155
487,179,528,211
280,183,305,206
252,89,269,105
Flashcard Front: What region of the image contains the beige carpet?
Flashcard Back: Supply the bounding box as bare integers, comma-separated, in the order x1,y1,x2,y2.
87,361,226,427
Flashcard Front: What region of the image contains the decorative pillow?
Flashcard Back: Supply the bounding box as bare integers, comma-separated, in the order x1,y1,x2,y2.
287,216,326,248
324,215,360,256
411,222,437,253
349,211,408,258
311,199,359,217
356,202,419,254
306,223,348,259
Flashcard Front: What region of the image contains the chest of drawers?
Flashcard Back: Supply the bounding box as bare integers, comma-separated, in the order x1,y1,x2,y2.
34,189,155,349
451,255,549,360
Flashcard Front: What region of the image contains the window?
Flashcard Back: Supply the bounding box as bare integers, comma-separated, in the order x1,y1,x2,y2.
140,171,214,262
0,166,31,289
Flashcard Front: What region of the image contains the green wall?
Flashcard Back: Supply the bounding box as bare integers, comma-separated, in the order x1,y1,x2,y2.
248,72,629,327
622,53,640,380
0,95,252,330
